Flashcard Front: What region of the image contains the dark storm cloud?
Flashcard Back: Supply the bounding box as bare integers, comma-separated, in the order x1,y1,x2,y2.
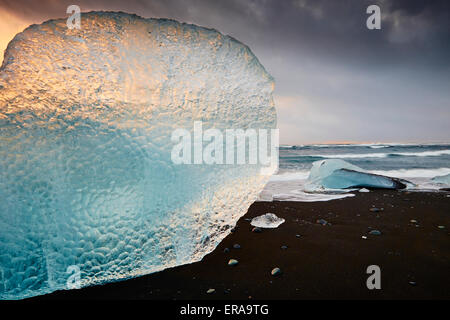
0,0,449,143
1,0,448,66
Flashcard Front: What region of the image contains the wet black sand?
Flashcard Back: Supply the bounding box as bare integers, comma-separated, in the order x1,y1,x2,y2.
33,190,450,300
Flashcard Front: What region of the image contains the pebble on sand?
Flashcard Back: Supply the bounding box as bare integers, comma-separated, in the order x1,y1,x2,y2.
206,288,216,294
281,245,288,250
228,259,239,266
271,267,282,276
369,230,382,235
316,219,329,226
233,244,241,249
223,247,230,253
410,219,418,223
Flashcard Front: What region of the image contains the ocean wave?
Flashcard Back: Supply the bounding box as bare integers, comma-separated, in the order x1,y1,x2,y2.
269,171,310,181
368,167,450,178
270,167,450,182
307,143,410,148
280,143,450,149
389,150,450,157
301,149,450,159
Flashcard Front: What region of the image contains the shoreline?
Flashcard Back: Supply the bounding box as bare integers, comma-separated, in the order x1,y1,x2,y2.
32,190,449,300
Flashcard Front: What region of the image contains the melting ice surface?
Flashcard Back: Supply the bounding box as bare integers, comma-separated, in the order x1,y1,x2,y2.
250,213,285,228
0,12,276,299
432,174,450,186
305,159,411,191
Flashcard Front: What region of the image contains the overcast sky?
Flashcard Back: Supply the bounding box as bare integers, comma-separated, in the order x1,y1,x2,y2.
0,0,449,144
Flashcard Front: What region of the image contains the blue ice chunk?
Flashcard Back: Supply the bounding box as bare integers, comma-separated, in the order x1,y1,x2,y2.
305,159,410,191
0,12,276,299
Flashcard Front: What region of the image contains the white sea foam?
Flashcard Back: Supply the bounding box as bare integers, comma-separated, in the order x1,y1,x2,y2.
391,150,450,157
271,190,355,202
310,153,389,158
269,171,310,181
291,143,450,149
369,167,450,178
309,143,413,148
260,171,355,202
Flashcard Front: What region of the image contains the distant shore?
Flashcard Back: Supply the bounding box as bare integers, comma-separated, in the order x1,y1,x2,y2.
33,190,450,300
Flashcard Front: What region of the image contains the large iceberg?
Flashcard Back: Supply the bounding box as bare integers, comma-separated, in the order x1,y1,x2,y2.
0,12,276,299
305,159,411,191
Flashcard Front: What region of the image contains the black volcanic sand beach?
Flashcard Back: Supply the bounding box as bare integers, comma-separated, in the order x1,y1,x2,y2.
34,191,449,300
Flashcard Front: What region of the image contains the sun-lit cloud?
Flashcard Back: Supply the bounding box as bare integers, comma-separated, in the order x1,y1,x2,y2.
0,8,30,66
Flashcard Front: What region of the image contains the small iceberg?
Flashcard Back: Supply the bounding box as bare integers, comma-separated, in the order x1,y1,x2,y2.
305,159,412,191
250,213,285,228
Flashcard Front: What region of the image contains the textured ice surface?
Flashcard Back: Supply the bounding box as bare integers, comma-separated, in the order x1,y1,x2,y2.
305,160,410,191
0,12,276,299
250,213,285,228
432,174,450,186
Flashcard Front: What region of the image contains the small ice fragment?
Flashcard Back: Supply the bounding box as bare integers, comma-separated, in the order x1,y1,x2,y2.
359,188,370,193
250,213,285,228
271,267,282,276
228,259,239,266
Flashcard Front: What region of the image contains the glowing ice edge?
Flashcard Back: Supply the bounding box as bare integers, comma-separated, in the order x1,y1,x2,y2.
0,12,276,299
